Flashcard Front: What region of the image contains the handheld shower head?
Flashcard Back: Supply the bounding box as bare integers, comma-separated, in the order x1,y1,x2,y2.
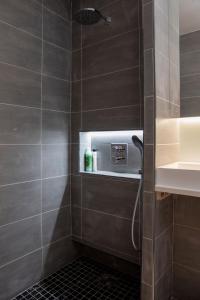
132,136,143,157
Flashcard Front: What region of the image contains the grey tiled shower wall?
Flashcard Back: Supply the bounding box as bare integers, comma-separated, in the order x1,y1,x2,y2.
71,0,143,265
0,1,78,299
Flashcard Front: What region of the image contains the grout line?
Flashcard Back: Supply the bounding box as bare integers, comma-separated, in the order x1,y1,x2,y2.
43,5,71,23
73,65,140,82
0,248,42,270
173,262,200,274
0,102,70,113
42,234,71,249
174,223,200,232
41,1,44,265
83,207,140,222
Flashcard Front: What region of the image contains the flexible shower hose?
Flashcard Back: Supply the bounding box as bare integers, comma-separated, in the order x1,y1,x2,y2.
131,178,143,251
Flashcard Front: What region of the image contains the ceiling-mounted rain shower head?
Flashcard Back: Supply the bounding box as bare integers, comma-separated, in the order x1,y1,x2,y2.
73,8,111,25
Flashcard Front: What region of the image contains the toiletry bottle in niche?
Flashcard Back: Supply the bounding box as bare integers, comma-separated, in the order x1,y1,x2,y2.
92,149,98,172
84,148,93,172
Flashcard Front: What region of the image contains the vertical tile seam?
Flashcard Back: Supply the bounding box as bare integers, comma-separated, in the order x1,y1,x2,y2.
80,5,83,240
41,0,44,269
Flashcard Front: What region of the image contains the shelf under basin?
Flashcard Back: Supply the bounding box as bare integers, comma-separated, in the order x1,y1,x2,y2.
156,161,200,197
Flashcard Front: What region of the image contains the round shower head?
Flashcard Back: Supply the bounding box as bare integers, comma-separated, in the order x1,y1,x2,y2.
74,8,111,25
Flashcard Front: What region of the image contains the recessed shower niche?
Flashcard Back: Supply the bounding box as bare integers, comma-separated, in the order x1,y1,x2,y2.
79,131,143,179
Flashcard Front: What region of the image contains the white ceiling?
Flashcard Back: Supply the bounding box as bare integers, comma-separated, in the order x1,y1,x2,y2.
180,0,200,35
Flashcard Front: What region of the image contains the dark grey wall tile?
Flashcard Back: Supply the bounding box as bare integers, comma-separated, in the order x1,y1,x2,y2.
82,209,138,259
0,181,41,226
82,30,139,78
42,176,70,212
72,50,81,81
174,263,200,300
43,8,71,50
43,42,71,80
141,283,153,300
0,22,41,72
42,206,71,246
82,176,139,219
143,2,153,50
43,237,80,277
144,49,154,96
181,74,200,98
0,216,41,266
0,250,42,300
181,98,200,117
143,192,154,239
144,96,154,144
181,31,200,54
155,227,173,282
174,195,200,229
82,68,140,110
143,145,154,192
71,81,81,112
155,53,169,100
155,195,173,236
42,76,70,112
142,238,153,285
72,206,81,237
71,175,81,207
181,51,200,76
42,110,69,144
82,0,139,48
72,21,81,51
174,225,200,271
155,268,172,300
0,104,41,144
0,0,42,37
81,0,110,10
0,145,41,185
70,143,79,175
0,62,41,108
82,106,140,131
71,112,81,143
43,0,71,20
42,145,69,178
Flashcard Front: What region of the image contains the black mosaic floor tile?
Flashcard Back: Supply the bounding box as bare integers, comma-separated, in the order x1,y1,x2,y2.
12,257,140,300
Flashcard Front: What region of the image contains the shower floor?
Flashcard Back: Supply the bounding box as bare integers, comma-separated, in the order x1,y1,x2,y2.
12,257,140,300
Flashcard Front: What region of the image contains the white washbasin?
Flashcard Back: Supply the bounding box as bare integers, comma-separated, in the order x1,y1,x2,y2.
156,161,200,197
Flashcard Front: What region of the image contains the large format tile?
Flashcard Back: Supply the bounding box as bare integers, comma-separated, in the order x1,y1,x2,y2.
174,195,200,229
43,237,79,277
144,49,154,97
0,104,41,144
181,74,200,98
181,98,200,117
43,8,71,50
155,268,172,300
71,175,82,207
82,0,139,47
82,209,138,258
43,42,71,80
82,176,139,219
0,215,41,266
0,250,42,300
0,21,41,72
72,206,81,237
155,227,173,282
143,2,154,50
82,30,139,78
42,206,71,246
42,176,70,212
42,145,69,178
142,238,153,285
0,61,41,108
0,0,42,37
181,51,200,76
42,110,69,144
155,195,173,236
0,145,41,185
43,0,71,20
71,81,81,112
0,181,41,226
174,263,200,300
174,225,200,271
181,30,200,54
42,75,70,112
82,68,140,110
82,106,140,131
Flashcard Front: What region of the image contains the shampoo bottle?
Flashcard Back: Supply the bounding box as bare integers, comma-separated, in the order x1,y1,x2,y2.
92,149,98,172
84,148,93,172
